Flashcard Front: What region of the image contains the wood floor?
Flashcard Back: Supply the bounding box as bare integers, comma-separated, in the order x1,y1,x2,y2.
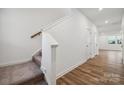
57,50,124,85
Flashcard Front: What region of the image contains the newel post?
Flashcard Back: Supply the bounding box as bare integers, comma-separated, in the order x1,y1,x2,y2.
41,32,58,85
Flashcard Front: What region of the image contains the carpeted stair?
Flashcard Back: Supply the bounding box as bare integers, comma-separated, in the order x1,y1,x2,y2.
32,50,42,67
0,50,47,85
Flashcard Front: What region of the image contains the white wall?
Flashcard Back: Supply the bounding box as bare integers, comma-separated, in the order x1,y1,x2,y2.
0,9,2,43
122,15,124,63
45,9,98,78
0,8,71,65
99,34,122,51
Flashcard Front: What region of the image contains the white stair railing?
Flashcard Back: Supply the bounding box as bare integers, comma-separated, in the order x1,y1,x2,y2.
40,14,73,84
41,32,58,85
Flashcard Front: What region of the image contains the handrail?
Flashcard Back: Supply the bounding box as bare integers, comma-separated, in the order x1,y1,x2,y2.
30,31,42,38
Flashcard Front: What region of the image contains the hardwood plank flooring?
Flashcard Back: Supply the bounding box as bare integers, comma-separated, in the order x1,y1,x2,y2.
57,50,124,85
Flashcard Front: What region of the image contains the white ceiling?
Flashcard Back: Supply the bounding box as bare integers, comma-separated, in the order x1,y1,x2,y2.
78,8,124,34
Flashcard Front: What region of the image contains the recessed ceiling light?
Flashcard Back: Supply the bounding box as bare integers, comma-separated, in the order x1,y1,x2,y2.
99,8,103,11
105,20,108,24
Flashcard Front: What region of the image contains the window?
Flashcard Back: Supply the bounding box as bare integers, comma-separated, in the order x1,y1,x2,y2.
116,36,122,44
108,36,122,44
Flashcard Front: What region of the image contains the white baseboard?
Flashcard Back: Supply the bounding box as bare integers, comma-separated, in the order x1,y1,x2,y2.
0,58,31,67
32,48,42,56
56,59,87,79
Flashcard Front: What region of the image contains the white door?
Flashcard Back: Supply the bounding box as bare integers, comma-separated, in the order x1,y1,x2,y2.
122,30,124,63
85,28,91,60
122,16,124,64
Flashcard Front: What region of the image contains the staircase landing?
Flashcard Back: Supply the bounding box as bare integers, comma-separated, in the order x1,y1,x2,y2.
0,61,47,85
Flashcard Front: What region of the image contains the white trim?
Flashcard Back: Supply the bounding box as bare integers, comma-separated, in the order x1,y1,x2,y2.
42,32,58,85
0,58,31,67
56,59,87,79
31,48,42,56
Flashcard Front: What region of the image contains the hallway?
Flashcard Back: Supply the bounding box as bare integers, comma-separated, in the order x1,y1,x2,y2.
57,50,124,85
0,8,124,85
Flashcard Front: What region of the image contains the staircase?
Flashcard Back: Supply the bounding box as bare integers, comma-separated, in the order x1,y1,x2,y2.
32,50,42,67
0,50,47,85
